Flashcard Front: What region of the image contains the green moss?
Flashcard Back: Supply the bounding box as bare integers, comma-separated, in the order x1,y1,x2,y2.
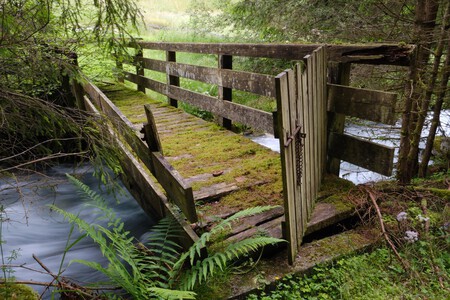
0,284,39,300
319,174,355,196
416,187,450,201
102,84,284,210
321,194,354,213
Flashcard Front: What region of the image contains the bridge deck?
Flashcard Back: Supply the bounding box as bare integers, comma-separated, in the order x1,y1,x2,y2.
98,83,357,245
100,84,284,229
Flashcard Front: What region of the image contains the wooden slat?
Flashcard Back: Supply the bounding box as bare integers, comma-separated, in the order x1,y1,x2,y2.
287,69,303,245
276,71,297,264
143,104,163,153
167,51,179,107
296,63,309,231
168,86,275,134
150,152,197,223
124,72,167,95
136,49,145,93
132,42,413,65
218,54,233,129
83,81,198,223
326,63,351,175
328,132,395,176
327,84,397,125
131,57,277,97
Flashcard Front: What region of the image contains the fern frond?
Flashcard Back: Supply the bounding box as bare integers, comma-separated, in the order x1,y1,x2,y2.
176,217,284,290
148,287,196,300
210,206,279,236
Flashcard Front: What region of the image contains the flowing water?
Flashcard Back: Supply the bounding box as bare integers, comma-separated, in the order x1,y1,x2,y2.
250,110,450,184
0,164,155,298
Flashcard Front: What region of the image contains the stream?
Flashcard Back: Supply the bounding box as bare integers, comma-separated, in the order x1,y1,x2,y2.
0,164,155,298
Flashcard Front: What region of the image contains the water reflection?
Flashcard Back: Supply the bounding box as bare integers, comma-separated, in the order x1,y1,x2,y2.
1,164,155,298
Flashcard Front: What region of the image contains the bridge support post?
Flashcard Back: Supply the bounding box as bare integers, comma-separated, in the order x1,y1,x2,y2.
136,48,146,93
166,51,180,107
326,62,351,175
218,54,233,130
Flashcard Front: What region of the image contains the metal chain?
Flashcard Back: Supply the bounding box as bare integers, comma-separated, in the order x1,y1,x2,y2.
295,128,306,186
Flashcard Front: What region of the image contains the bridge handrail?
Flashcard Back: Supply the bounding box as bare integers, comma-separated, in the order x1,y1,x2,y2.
129,42,413,65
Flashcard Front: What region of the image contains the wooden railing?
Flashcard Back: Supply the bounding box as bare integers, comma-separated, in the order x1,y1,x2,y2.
119,42,413,136
111,41,413,263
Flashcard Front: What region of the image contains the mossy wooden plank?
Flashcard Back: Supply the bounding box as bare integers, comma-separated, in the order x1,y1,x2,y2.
83,95,199,250
327,83,397,125
84,81,197,223
328,132,395,176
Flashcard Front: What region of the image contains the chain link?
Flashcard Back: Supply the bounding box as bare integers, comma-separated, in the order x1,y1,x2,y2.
295,128,306,186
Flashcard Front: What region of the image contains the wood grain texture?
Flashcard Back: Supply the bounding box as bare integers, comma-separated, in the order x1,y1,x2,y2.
131,42,413,65
328,132,395,176
327,84,397,125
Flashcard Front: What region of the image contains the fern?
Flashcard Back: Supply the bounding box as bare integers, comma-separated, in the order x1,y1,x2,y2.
55,175,285,299
170,206,284,291
53,174,190,299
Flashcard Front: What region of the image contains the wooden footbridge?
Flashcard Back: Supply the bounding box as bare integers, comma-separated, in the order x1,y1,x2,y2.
73,42,413,265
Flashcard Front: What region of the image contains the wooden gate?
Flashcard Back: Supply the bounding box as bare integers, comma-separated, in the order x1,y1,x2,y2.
276,46,328,263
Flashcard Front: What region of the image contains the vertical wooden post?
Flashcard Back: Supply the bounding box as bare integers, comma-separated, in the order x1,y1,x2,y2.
326,62,351,175
136,48,145,93
115,53,124,83
166,51,180,107
218,54,233,130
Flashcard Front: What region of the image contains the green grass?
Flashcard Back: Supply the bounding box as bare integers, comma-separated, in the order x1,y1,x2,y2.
249,243,449,300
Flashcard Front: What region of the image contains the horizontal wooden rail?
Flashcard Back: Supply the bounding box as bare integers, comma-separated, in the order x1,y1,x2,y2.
328,132,395,176
130,41,414,66
130,57,277,97
327,84,397,125
83,81,198,223
123,72,275,134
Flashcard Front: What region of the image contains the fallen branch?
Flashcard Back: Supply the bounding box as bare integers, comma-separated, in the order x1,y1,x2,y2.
0,279,119,291
360,185,411,271
32,254,102,299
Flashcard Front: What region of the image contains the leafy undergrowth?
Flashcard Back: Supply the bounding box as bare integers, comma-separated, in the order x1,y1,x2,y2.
249,245,449,300
248,172,450,300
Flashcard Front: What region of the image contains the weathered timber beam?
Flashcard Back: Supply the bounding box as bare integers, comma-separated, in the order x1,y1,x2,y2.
130,42,413,65
327,84,397,125
168,86,275,135
83,95,199,250
127,57,277,97
83,80,198,223
124,72,167,95
328,132,395,176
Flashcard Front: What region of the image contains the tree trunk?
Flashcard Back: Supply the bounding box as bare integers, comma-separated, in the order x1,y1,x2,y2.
397,0,440,184
419,33,450,176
